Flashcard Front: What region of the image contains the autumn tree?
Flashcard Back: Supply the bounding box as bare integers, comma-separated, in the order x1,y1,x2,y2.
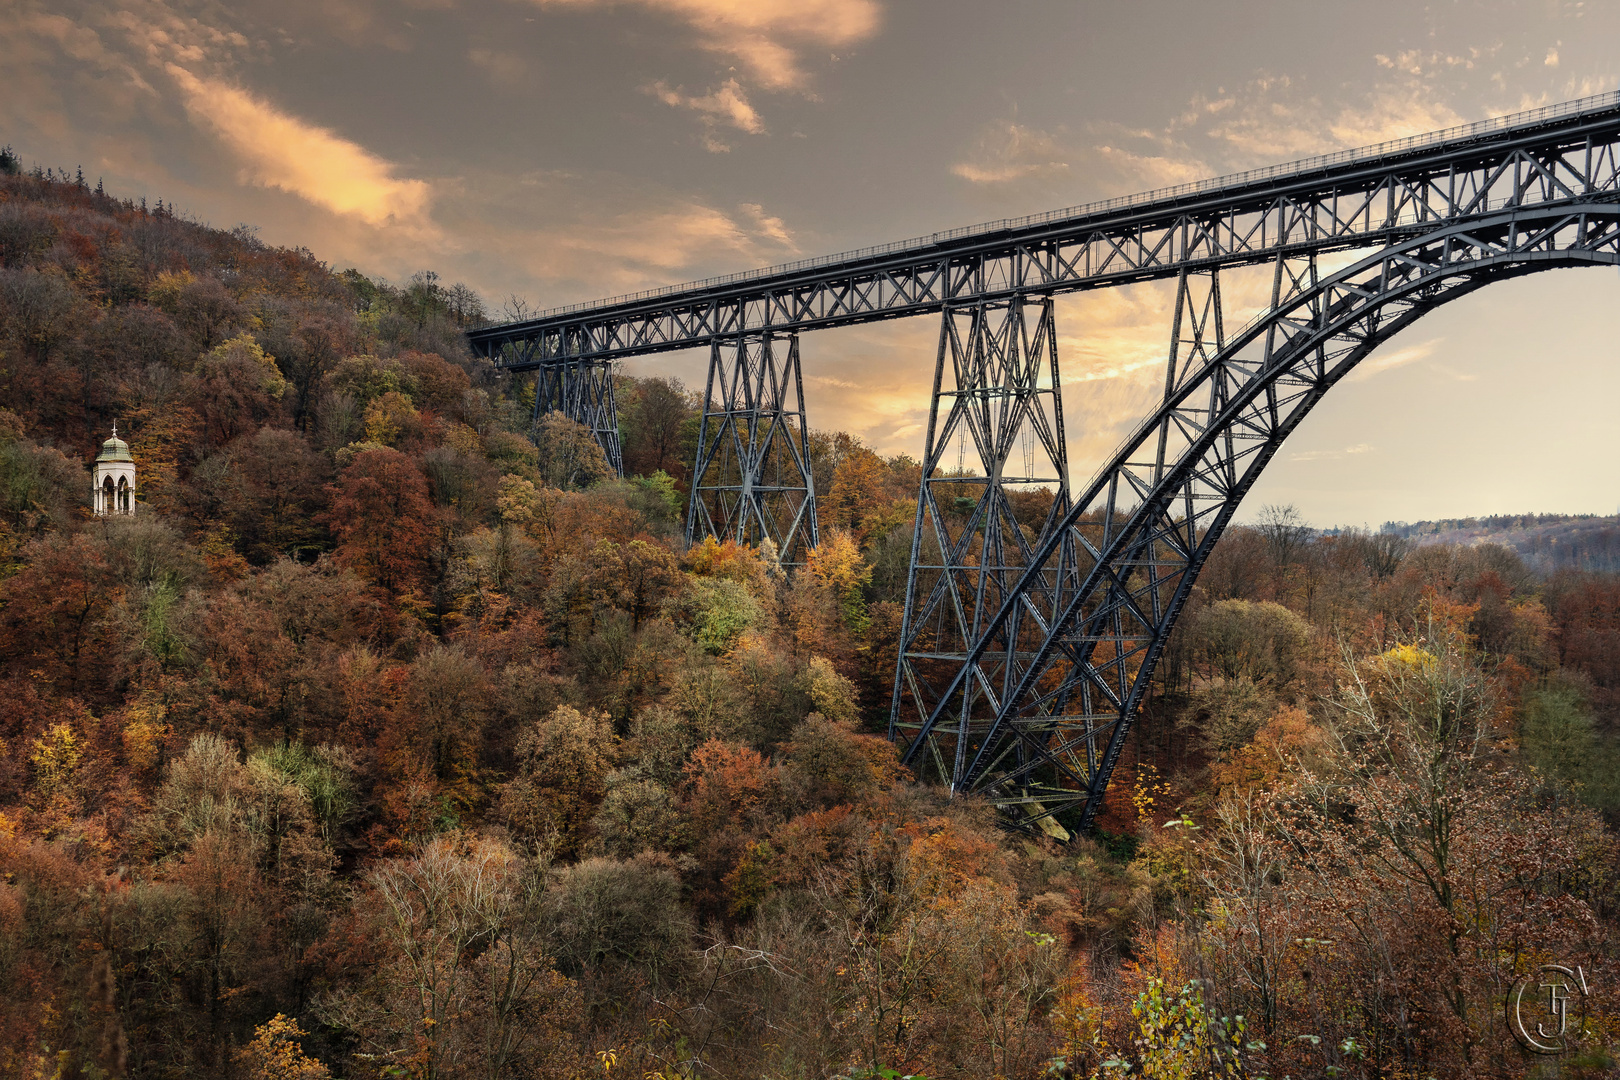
543,854,692,984
536,413,613,491
788,528,871,666
399,644,487,801
0,530,115,694
1188,599,1312,688
149,270,244,351
0,417,83,535
191,333,289,448
324,447,437,592
1189,628,1612,1078
317,834,585,1080
235,1014,331,1080
229,425,328,562
824,441,887,540
0,265,82,361
620,375,693,480
778,711,901,810
500,705,615,859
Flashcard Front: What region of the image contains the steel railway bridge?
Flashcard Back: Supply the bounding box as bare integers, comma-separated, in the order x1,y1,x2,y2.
468,91,1620,835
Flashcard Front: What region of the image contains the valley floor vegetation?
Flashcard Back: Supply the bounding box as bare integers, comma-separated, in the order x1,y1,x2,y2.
2,162,1619,1079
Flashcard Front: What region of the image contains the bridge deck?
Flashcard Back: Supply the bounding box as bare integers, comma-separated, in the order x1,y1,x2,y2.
468,90,1620,366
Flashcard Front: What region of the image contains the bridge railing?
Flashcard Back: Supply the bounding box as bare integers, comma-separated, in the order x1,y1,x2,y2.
502,91,1620,328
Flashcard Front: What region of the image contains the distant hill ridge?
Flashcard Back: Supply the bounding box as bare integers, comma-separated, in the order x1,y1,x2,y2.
1379,513,1620,573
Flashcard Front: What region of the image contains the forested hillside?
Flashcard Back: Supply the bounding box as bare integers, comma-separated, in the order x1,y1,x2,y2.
2,163,1619,1079
1382,512,1620,574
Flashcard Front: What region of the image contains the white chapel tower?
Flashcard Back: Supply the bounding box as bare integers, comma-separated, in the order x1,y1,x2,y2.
92,424,136,516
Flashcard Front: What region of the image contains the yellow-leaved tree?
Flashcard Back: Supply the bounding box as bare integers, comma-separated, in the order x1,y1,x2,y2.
235,1015,330,1080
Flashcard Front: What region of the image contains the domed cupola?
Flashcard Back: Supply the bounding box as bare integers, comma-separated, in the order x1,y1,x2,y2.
92,422,136,516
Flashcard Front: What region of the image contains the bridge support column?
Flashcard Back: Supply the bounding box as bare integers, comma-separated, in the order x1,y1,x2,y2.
889,296,1073,829
535,359,623,476
685,332,819,564
1164,267,1224,410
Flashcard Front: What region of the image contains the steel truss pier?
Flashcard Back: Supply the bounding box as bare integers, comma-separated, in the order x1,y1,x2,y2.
686,332,819,563
888,296,1075,830
469,90,1620,833
533,358,623,476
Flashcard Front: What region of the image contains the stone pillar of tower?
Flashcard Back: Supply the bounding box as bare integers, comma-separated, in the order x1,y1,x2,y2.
91,426,136,516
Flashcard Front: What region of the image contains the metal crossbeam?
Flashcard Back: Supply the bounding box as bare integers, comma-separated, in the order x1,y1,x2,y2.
686,332,819,563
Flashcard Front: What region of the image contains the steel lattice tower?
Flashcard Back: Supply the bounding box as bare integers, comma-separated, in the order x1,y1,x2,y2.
534,358,622,476
889,296,1075,831
686,332,819,563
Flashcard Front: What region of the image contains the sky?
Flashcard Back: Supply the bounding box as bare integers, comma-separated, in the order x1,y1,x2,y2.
6,0,1619,528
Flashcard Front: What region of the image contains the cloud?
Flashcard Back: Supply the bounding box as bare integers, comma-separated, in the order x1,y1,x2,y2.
109,1,253,71
1346,338,1442,382
950,120,1070,185
649,77,763,151
469,47,528,87
1373,47,1496,77
1290,443,1374,462
555,202,759,273
3,4,170,135
20,10,153,89
1198,73,1471,163
536,0,881,91
165,65,434,230
1093,62,1483,187
1089,145,1208,188
1496,73,1618,114
1326,91,1466,148
738,201,796,250
470,190,803,295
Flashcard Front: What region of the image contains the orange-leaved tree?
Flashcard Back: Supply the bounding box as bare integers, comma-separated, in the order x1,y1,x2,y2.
324,447,436,593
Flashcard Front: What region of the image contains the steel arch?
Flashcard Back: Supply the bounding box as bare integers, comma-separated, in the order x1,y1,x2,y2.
896,201,1620,832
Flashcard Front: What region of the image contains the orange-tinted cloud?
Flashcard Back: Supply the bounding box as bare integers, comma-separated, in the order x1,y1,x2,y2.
950,120,1070,185
536,0,881,91
540,198,796,287
166,65,434,231
650,77,763,151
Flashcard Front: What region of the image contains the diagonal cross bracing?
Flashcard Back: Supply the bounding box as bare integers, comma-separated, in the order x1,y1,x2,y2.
535,359,622,476
910,205,1620,831
686,332,819,564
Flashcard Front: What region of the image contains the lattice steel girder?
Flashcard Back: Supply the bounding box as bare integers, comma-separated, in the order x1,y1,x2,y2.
686,332,819,564
889,296,1075,816
534,358,623,476
470,95,1620,369
900,203,1620,831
